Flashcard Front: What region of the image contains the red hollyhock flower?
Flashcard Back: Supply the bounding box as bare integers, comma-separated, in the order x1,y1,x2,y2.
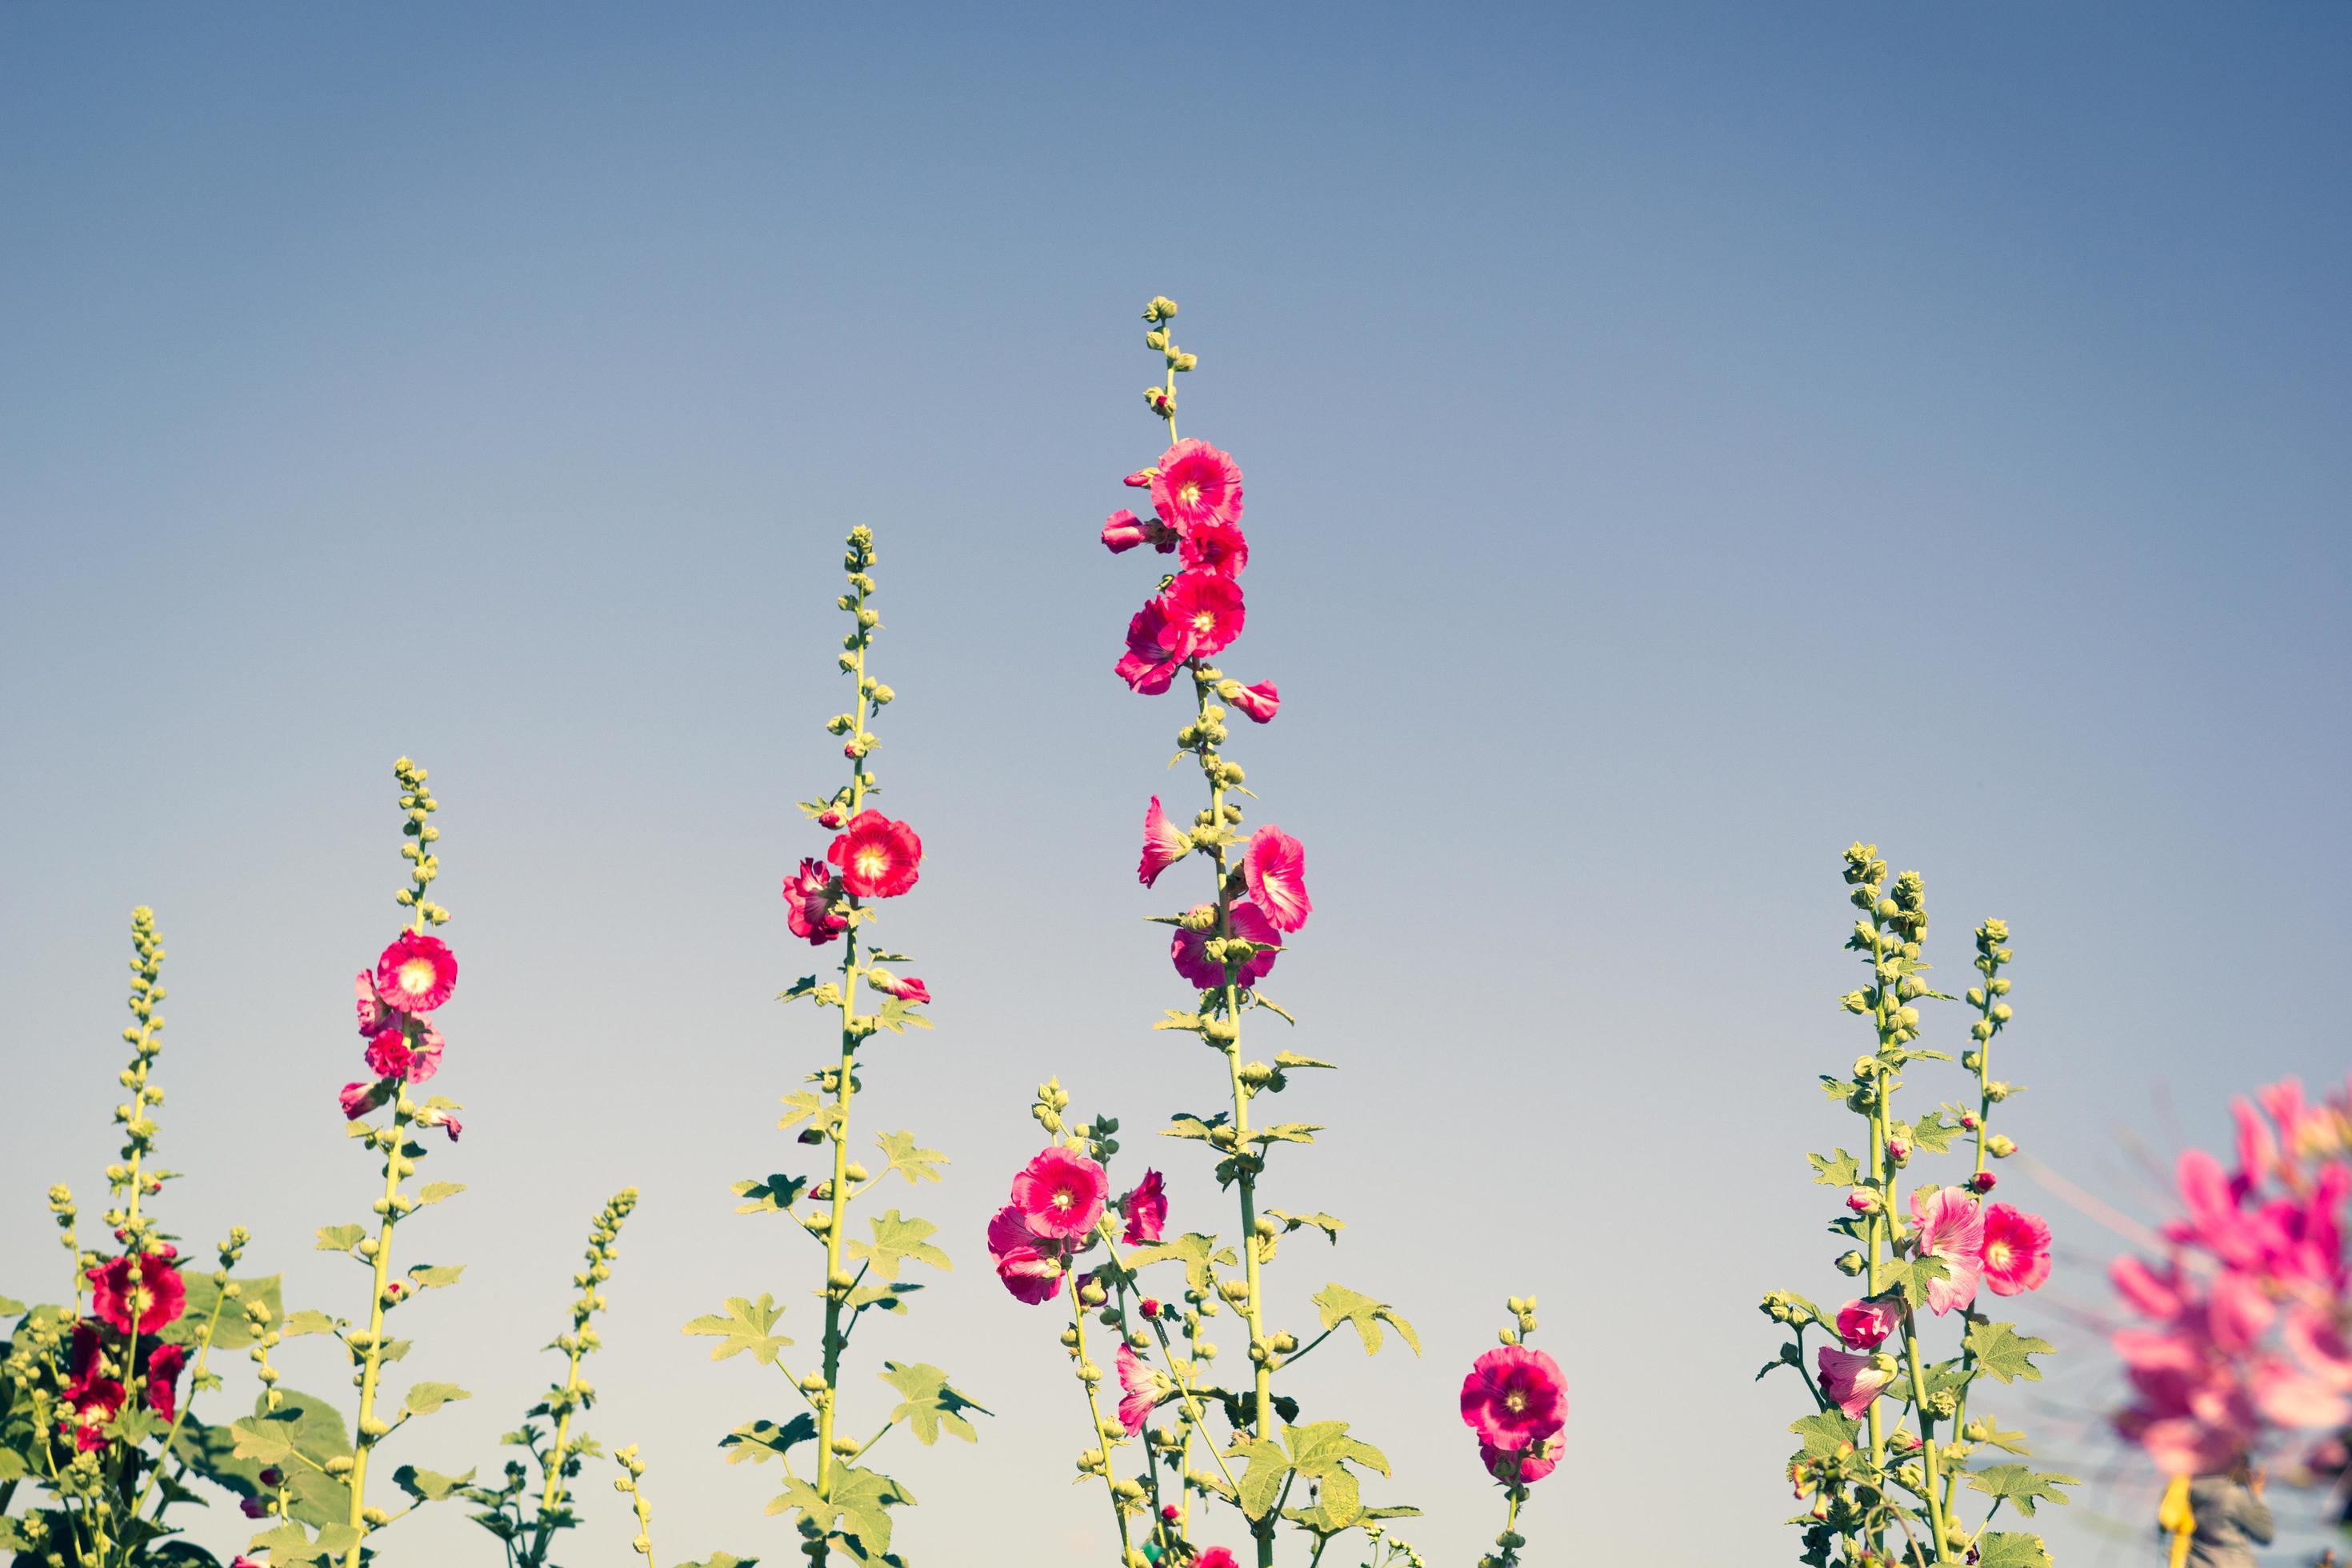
1482,1430,1565,1485
376,932,458,1014
1101,510,1151,554
1122,1170,1168,1246
784,858,848,945
1137,796,1190,888
1156,572,1246,661
1230,681,1279,723
146,1342,189,1421
354,971,393,1034
1459,1345,1568,1452
1010,1146,1108,1242
1835,1296,1901,1350
872,972,931,1005
1980,1203,2053,1296
1196,1550,1241,1568
1115,601,1185,695
340,1081,388,1120
1150,438,1244,536
986,1205,1065,1306
1178,518,1249,578
1244,826,1312,933
59,1377,126,1452
364,1027,415,1081
828,810,923,899
90,1252,186,1336
1170,901,1282,990
1122,469,1154,490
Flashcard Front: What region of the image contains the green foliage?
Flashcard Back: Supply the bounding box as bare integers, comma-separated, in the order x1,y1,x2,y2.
874,1130,947,1186
734,1173,812,1215
1963,1463,2078,1517
766,1464,914,1559
178,1388,354,1529
1963,1322,2054,1386
1806,1150,1860,1187
684,1295,793,1365
1973,1532,2054,1568
1123,1232,1236,1297
719,1415,817,1466
846,1211,950,1280
878,1362,986,1446
1310,1283,1421,1356
399,1380,471,1416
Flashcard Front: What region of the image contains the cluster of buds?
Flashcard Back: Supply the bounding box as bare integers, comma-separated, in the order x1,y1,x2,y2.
1140,295,1189,417
393,757,449,925
611,1444,657,1558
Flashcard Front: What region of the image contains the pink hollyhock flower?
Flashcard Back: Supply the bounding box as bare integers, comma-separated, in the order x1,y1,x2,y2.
1230,681,1279,723
59,1377,125,1452
1845,1189,1879,1215
994,1243,1063,1306
1458,1345,1568,1451
1910,1186,1986,1316
364,1026,415,1081
1122,469,1154,490
410,1103,462,1142
1157,571,1246,660
1196,1551,1240,1568
1102,509,1151,553
1122,1170,1168,1245
406,1022,444,1084
90,1253,185,1336
1137,796,1190,888
784,858,847,946
340,1081,388,1120
1150,438,1244,536
2112,1254,2186,1319
146,1342,188,1422
1116,1342,1170,1434
1243,826,1311,933
1178,518,1249,578
1979,1204,2053,1297
1482,1430,1566,1485
1967,1170,1997,1194
2251,1354,2352,1429
376,932,458,1014
871,972,931,1005
1170,901,1282,989
1010,1147,1108,1242
354,971,392,1034
1116,600,1185,694
1834,1296,1901,1350
829,810,923,898
1818,1348,1898,1418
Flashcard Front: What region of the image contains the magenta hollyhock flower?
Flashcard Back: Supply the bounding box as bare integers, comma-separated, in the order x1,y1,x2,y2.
1243,826,1311,933
1115,1342,1169,1434
58,1377,126,1452
1834,1296,1901,1350
413,1103,462,1142
406,1022,444,1084
364,1026,415,1081
872,972,931,1005
89,1253,186,1336
376,932,457,1014
1156,571,1246,660
1170,901,1282,990
1122,1169,1168,1245
1116,600,1186,695
1482,1430,1565,1485
784,858,848,946
1122,469,1154,490
1138,796,1190,888
1178,518,1249,578
1458,1346,1568,1451
1910,1185,1986,1316
340,1081,387,1120
1230,681,1280,723
146,1342,189,1421
1102,509,1151,553
1979,1203,2053,1297
1818,1348,1898,1418
829,810,923,899
354,971,392,1034
1150,438,1244,536
2111,1254,2186,1319
986,1206,1066,1307
1010,1147,1108,1242
1195,1551,1240,1568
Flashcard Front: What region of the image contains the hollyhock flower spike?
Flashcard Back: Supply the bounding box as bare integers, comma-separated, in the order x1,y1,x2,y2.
1178,517,1249,578
1150,438,1244,536
146,1341,189,1421
364,1026,416,1081
376,930,458,1014
1137,796,1190,888
1243,826,1312,933
828,809,923,898
61,1378,126,1452
1114,1342,1170,1434
1483,1431,1566,1485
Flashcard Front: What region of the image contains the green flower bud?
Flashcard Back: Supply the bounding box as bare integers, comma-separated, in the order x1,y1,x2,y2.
1835,1250,1866,1276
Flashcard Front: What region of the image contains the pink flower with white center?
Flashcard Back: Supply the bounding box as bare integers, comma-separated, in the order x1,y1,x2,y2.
1010,1147,1108,1242
1102,510,1151,554
1818,1348,1898,1418
1170,901,1282,990
871,972,931,1005
1482,1430,1565,1485
1834,1297,1901,1350
1122,1170,1168,1245
1979,1204,2053,1297
1243,826,1311,933
376,932,457,1014
1156,572,1246,660
364,1027,415,1081
1137,796,1191,888
784,858,847,946
1178,518,1249,578
1458,1345,1567,1451
1150,438,1244,536
828,810,922,899
1116,1342,1170,1434
1115,601,1185,695
1910,1186,1986,1316
354,971,392,1034
1230,682,1279,723
340,1081,388,1120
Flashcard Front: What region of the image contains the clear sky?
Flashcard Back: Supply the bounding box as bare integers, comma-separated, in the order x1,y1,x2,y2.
3,5,2348,1565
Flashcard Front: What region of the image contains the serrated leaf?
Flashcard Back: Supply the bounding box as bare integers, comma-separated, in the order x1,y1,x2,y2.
1908,1110,1961,1155
1311,1283,1420,1356
406,1263,466,1290
1266,1210,1344,1243
1807,1150,1860,1188
315,1225,366,1254
416,1182,466,1206
401,1381,470,1416
245,1522,318,1558
170,1272,283,1350
1124,1233,1236,1297
766,1465,912,1555
721,1414,818,1466
875,1130,947,1186
1228,1436,1290,1521
870,996,933,1034
1973,1531,2053,1568
778,975,821,1004
313,1523,364,1558
178,1390,353,1527
843,1282,924,1314
1970,1419,2034,1455
1964,1464,2078,1518
1881,1254,1951,1308
394,1462,476,1500
733,1174,811,1216
779,1090,846,1135
1788,1410,1861,1462
1162,1115,1221,1142
1254,1122,1322,1146
878,1362,988,1446
1964,1322,2054,1385
685,1295,792,1364
846,1211,950,1281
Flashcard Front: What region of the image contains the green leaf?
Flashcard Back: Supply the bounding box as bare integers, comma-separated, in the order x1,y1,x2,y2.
878,1362,988,1446
721,1414,818,1466
315,1225,367,1254
282,1309,338,1338
1788,1410,1862,1462
1272,1050,1335,1070
1880,1254,1951,1308
1162,1114,1223,1142
766,1465,913,1556
0,1293,27,1318
1254,1122,1322,1146
684,1295,792,1365
678,1556,760,1568
170,1272,283,1350
1227,1435,1290,1521
1286,1419,1390,1478
1972,1532,2053,1568
874,1130,948,1186
1311,1283,1421,1356
733,1174,811,1215
178,1390,353,1528
1964,1464,2078,1518
778,975,822,1004
1964,1322,2054,1386
246,1522,319,1561
1124,1233,1236,1297
394,1462,476,1501
313,1523,364,1559
1908,1110,1961,1154
843,1282,924,1314
401,1381,471,1417
779,1090,846,1136
847,1211,950,1281
870,996,933,1034
1265,1210,1344,1243
1970,1418,2034,1456
1807,1149,1861,1187
406,1263,466,1290
416,1182,466,1206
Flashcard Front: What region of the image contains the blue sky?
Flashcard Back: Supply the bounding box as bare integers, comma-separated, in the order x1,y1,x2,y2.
3,5,2348,1564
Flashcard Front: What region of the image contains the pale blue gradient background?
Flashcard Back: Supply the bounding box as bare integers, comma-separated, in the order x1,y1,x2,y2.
4,6,2349,1565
